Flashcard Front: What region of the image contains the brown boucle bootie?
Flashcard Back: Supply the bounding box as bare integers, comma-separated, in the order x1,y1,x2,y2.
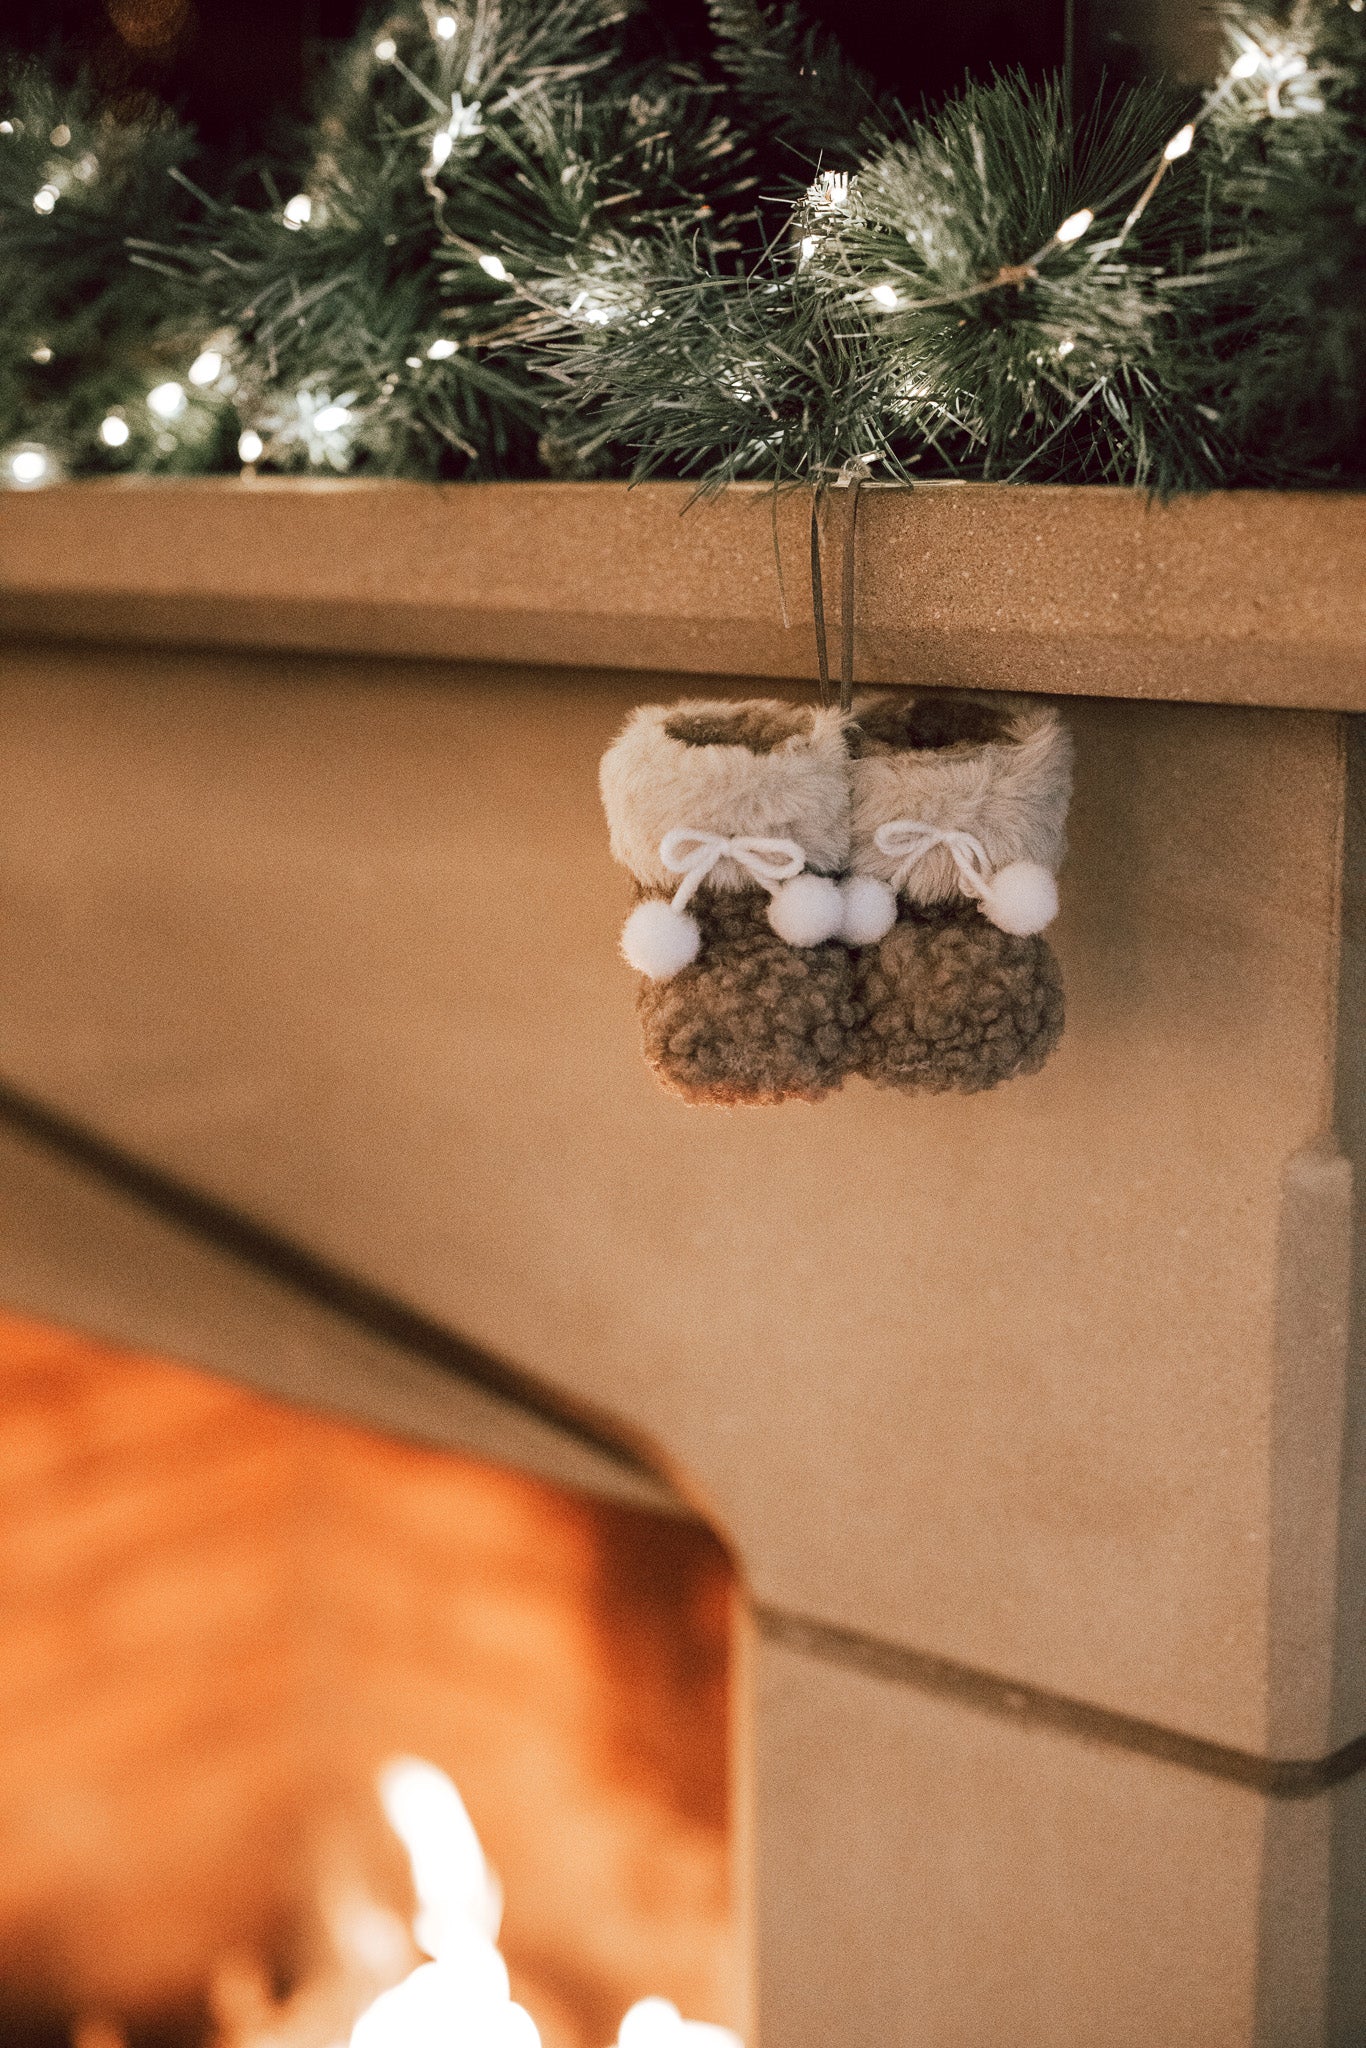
839,691,1071,1094
600,699,857,1105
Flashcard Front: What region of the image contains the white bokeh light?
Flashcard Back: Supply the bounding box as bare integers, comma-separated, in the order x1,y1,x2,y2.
5,444,54,487
147,380,188,420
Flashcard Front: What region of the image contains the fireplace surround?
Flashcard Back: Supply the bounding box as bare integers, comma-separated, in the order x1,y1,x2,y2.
1,476,1366,2045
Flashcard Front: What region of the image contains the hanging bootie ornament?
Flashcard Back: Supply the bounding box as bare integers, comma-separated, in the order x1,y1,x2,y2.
599,699,857,1105
842,691,1071,1093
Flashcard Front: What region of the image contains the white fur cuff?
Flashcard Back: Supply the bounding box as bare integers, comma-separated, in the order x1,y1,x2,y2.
849,693,1072,909
600,699,851,893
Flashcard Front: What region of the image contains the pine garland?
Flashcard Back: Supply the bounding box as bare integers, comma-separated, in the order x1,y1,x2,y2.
2,0,1366,494
525,218,907,490
829,74,1230,492
160,0,764,478
1200,2,1366,481
705,0,889,169
0,59,229,483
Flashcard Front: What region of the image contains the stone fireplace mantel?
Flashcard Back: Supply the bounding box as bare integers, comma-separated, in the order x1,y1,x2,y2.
1,475,1364,706
2,478,1366,2046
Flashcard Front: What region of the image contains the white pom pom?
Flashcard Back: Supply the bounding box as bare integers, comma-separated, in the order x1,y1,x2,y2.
977,860,1059,936
767,872,844,947
621,898,701,978
837,874,899,946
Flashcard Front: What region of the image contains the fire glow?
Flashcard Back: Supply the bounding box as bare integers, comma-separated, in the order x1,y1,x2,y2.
0,1324,737,2048
214,1757,740,2048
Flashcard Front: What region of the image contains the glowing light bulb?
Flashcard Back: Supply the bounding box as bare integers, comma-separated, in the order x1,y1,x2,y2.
100,414,131,447
429,128,454,169
188,349,223,386
237,429,264,463
1057,338,1075,357
32,184,58,214
426,337,458,359
477,253,509,282
6,445,52,487
50,123,71,146
312,404,353,433
30,344,51,364
374,36,397,60
0,121,13,135
405,355,422,367
799,235,818,263
1230,47,1262,79
148,380,187,420
1055,207,1094,245
870,283,901,309
435,12,457,35
1163,123,1195,161
283,192,312,228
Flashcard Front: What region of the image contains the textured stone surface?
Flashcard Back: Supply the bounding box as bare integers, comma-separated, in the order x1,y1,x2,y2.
0,642,1358,1760
0,479,1364,707
752,1629,1366,2048
0,1112,677,1516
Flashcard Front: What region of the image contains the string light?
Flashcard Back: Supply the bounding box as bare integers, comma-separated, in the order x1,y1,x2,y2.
478,253,509,281
100,414,131,446
435,12,457,36
4,444,54,487
809,170,851,215
1057,338,1075,357
49,122,71,146
1106,35,1285,248
282,192,313,228
405,354,422,367
426,337,458,358
30,344,51,363
0,121,13,135
430,129,454,169
32,183,58,214
188,348,223,386
374,36,397,61
1054,207,1094,245
312,402,353,432
147,380,187,419
237,428,264,463
866,25,1296,332
870,282,901,308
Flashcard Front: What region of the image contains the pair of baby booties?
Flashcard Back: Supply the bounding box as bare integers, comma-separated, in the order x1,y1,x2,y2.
599,688,1072,1107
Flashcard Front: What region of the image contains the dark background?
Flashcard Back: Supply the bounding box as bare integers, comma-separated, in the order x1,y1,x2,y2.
1,1,1199,161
